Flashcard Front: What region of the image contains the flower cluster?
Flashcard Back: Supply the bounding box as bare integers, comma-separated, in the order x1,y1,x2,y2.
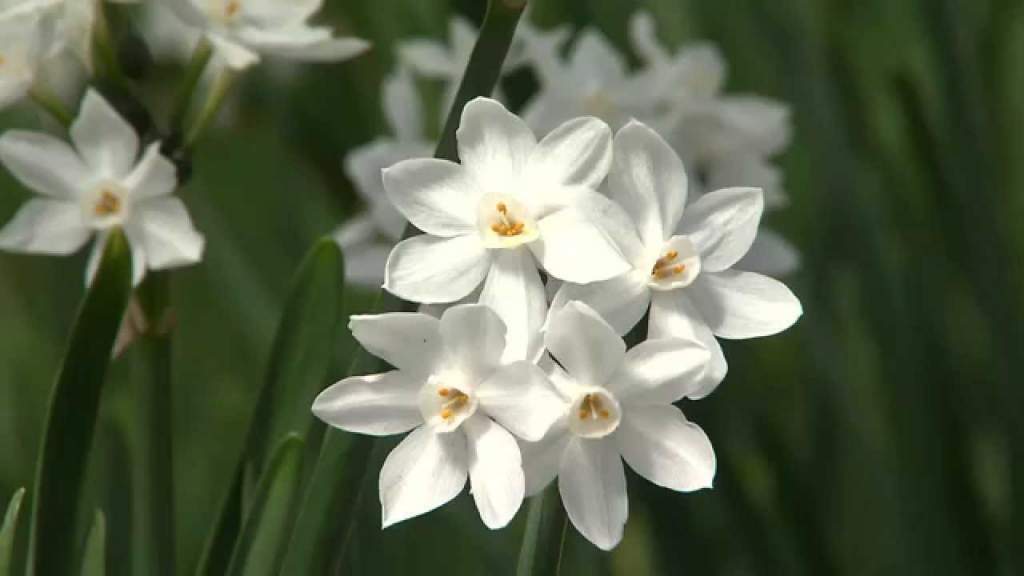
314,95,802,549
337,12,798,287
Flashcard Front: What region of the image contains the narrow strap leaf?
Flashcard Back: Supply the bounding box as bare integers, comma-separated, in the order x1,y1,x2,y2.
516,488,569,576
225,435,305,576
26,230,133,576
278,1,528,574
79,511,106,576
196,238,344,576
0,488,26,576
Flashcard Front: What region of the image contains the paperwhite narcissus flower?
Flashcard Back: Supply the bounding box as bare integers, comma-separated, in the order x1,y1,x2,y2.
312,304,564,529
382,97,632,363
552,121,802,399
0,89,205,285
335,67,432,287
522,301,714,550
170,0,370,70
521,26,657,133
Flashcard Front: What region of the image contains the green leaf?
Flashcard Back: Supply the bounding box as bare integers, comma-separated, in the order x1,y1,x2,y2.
516,489,569,576
225,435,305,576
26,229,133,576
0,488,26,576
279,1,529,573
196,238,344,576
79,511,106,576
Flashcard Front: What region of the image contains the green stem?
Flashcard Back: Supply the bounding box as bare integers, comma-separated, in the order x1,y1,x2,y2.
277,1,527,573
185,68,236,147
131,273,176,576
28,86,74,128
516,488,569,576
92,2,125,83
171,37,215,132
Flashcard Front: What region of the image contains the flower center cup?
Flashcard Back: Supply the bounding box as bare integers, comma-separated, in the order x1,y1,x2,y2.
568,389,621,439
647,235,701,291
85,183,128,229
477,195,539,249
419,375,479,433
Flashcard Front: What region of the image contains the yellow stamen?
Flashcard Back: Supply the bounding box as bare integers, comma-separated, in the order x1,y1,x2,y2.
441,409,453,419
578,394,606,420
438,388,450,397
652,250,685,278
226,0,240,16
491,203,525,237
0,56,6,67
497,202,507,214
94,190,121,217
599,409,610,419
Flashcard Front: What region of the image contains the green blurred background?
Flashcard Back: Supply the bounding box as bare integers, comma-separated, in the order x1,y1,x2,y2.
2,0,1024,574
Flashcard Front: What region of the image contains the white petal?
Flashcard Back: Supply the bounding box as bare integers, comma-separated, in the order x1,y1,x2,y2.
343,141,425,239
463,415,525,529
478,361,565,441
70,89,139,178
558,437,627,551
384,234,490,303
398,40,456,77
545,301,625,386
568,29,627,85
688,270,802,339
349,312,442,377
0,199,90,255
713,96,792,157
628,11,670,65
381,158,478,237
521,423,571,496
122,228,149,286
478,248,546,363
608,121,688,247
84,231,109,286
456,98,537,188
532,206,631,284
526,116,612,189
439,304,506,383
312,371,423,436
736,229,801,277
677,186,763,272
550,274,651,336
608,338,710,405
261,36,370,62
129,197,204,270
341,244,391,288
123,143,177,200
382,68,424,142
648,291,727,399
0,131,91,200
379,425,467,527
617,405,715,492
207,32,261,70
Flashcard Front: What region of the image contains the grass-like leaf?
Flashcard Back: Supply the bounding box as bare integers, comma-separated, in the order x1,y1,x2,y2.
0,488,26,576
26,230,133,576
79,511,106,576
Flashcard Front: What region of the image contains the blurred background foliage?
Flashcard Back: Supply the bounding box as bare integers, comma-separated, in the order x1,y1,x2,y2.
2,0,1024,574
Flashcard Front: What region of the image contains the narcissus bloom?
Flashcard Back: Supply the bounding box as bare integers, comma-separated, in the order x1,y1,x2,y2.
336,68,432,287
382,97,631,362
522,301,714,550
553,121,802,398
0,89,205,285
170,0,370,70
312,304,563,529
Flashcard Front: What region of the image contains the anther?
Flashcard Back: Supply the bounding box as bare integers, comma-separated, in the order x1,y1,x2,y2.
94,190,122,217
497,202,507,214
226,0,240,16
599,409,610,419
441,409,453,419
438,388,450,397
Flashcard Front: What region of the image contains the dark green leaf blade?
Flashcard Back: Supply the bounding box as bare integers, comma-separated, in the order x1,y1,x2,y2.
26,230,133,576
196,237,344,576
225,435,305,576
0,488,26,576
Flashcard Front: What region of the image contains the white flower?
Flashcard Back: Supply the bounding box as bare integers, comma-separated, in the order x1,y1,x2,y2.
137,1,203,62
382,97,631,362
0,89,205,285
312,304,564,529
521,25,657,133
552,121,802,399
522,301,714,550
0,0,90,110
335,67,433,287
170,0,370,70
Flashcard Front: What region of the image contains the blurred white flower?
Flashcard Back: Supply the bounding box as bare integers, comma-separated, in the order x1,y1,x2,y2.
0,0,92,111
522,301,714,550
553,122,802,399
169,0,370,70
312,304,563,529
137,1,202,62
382,97,630,362
335,68,432,287
521,25,657,133
0,89,205,285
